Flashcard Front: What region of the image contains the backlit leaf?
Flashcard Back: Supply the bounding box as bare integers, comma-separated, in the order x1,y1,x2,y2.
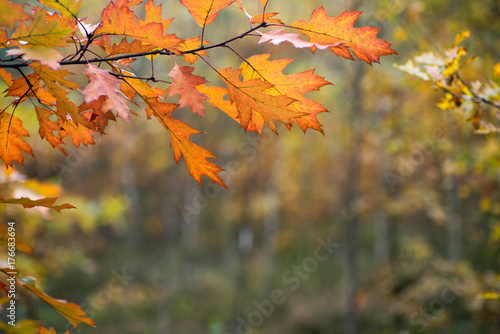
180,0,234,27
166,64,208,117
0,113,33,167
291,7,398,65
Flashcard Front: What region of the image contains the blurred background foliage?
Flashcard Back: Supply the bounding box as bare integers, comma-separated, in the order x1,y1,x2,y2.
1,0,500,333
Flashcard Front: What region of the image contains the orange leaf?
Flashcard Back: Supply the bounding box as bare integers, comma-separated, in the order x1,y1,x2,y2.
166,64,208,117
0,197,74,212
251,12,283,24
180,0,234,27
0,0,31,29
35,106,66,154
144,97,225,187
31,63,93,128
291,7,398,65
240,54,331,133
82,64,131,123
178,36,209,64
59,119,96,148
0,113,33,167
198,84,263,133
94,1,182,51
19,276,95,328
217,67,299,132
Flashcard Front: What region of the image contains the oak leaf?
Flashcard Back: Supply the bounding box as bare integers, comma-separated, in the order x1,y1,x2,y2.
94,1,182,51
180,0,234,27
144,96,225,187
0,0,31,29
7,46,63,70
240,54,331,133
216,67,300,132
10,8,75,47
166,64,208,117
39,0,81,19
291,7,398,65
178,36,209,64
82,64,131,123
258,29,342,50
0,197,74,212
18,276,95,328
0,113,33,167
35,106,65,154
31,63,93,128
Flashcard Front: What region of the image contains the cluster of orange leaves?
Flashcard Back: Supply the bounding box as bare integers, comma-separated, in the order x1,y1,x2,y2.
0,0,396,191
0,0,397,331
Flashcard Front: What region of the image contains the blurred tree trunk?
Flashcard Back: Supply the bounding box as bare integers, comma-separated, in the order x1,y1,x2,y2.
447,174,462,261
344,63,365,334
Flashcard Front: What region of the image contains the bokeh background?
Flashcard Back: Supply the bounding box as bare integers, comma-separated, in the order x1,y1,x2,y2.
2,0,500,333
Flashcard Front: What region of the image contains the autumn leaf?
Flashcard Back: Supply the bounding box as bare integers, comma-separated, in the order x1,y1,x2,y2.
0,319,39,334
10,8,75,47
143,96,225,186
31,63,93,129
217,67,300,132
39,0,81,19
240,54,331,133
251,13,283,24
0,113,33,167
59,119,96,148
291,7,398,65
7,46,63,70
180,0,234,27
94,1,183,51
35,106,66,154
178,36,209,64
0,0,31,29
0,197,75,212
166,64,208,117
19,276,95,328
82,64,131,123
258,29,343,50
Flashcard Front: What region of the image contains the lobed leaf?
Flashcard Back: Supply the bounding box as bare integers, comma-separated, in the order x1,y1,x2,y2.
291,7,398,65
0,113,33,167
180,0,234,27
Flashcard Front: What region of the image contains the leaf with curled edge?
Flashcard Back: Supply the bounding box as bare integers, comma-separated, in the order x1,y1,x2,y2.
0,197,74,212
180,0,234,27
258,29,342,50
291,7,398,65
0,113,33,167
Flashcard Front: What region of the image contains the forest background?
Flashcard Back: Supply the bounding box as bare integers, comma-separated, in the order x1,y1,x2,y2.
1,0,500,333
